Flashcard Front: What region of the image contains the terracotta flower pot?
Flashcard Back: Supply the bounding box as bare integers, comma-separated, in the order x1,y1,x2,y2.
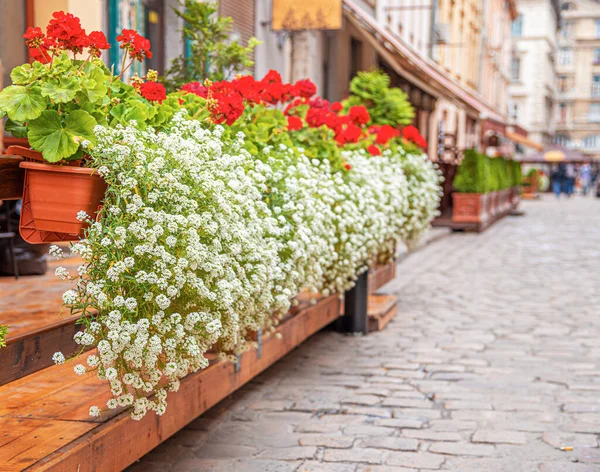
19,161,106,237
452,193,489,224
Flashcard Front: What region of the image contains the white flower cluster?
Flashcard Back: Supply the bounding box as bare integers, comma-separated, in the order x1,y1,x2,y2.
57,114,440,420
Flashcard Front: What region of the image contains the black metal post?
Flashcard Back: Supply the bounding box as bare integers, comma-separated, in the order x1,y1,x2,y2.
342,270,369,334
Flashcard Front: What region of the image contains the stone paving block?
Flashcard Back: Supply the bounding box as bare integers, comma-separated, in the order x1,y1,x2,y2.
471,430,527,445
542,432,599,449
258,447,317,461
385,451,445,469
373,418,425,429
428,442,496,457
443,401,493,410
298,435,355,448
356,466,416,472
322,448,386,465
360,436,419,451
539,463,600,472
298,461,357,472
393,408,442,420
343,425,395,437
402,430,462,442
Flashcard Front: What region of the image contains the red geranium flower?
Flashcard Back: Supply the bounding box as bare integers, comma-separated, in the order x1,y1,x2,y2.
139,81,166,103
117,28,152,61
293,79,317,99
181,82,208,98
401,125,419,141
88,31,110,57
287,115,303,131
330,101,343,112
367,144,382,156
343,162,352,171
23,27,45,47
45,11,88,53
375,124,400,145
348,105,370,126
342,123,362,143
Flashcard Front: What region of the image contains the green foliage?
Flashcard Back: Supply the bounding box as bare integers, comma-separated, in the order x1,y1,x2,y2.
453,149,490,194
454,151,518,193
0,54,170,162
0,324,7,349
163,0,260,90
344,70,414,126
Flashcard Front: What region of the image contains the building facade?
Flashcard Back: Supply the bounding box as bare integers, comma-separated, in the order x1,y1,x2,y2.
508,0,561,150
555,0,600,158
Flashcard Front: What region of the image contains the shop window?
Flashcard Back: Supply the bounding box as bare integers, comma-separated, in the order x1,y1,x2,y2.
510,56,521,82
511,15,523,36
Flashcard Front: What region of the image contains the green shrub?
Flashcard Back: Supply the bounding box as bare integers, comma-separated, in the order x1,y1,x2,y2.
344,70,414,126
453,149,490,193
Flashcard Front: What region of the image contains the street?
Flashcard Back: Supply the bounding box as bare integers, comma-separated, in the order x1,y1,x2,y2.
130,196,600,472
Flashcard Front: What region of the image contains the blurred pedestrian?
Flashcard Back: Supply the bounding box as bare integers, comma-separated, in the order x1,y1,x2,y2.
565,163,576,197
551,164,565,198
579,162,592,195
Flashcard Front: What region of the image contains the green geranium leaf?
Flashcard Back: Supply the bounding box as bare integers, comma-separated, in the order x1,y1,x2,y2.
110,101,149,129
28,109,97,162
82,66,108,103
11,64,34,85
41,77,81,103
0,85,46,122
4,119,27,138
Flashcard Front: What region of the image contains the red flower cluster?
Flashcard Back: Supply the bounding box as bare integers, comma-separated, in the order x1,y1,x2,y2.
348,105,370,126
371,124,400,145
23,12,111,63
117,29,152,61
139,81,166,104
402,125,427,149
181,72,319,126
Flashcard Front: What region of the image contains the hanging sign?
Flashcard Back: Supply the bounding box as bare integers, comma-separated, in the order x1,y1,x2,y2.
272,0,343,31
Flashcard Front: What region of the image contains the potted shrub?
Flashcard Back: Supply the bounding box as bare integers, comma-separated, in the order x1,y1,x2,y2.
452,149,490,224
0,12,165,242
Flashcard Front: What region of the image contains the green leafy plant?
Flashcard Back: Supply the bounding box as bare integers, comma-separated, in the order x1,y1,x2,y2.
344,70,414,126
453,149,490,193
163,0,260,90
0,324,7,348
0,14,168,163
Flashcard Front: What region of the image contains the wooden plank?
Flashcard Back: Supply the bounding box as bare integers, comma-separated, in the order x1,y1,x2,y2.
0,317,83,386
367,294,398,332
0,418,96,472
18,294,341,472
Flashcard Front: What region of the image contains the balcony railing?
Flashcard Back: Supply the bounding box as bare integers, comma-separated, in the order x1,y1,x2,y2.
592,84,600,97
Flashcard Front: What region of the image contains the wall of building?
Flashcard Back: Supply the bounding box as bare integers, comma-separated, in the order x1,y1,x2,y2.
555,0,600,157
0,0,27,88
508,0,559,148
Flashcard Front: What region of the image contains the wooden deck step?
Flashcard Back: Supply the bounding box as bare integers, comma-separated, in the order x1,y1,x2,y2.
367,294,398,333
0,257,86,386
0,293,341,472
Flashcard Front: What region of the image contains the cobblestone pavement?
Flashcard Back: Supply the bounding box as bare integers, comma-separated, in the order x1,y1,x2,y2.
129,196,600,472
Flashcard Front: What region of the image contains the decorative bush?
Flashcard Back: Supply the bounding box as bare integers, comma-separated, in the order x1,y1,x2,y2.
453,149,490,193
454,151,519,193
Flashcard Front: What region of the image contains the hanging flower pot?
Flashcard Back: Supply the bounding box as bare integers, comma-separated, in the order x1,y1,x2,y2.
18,161,106,243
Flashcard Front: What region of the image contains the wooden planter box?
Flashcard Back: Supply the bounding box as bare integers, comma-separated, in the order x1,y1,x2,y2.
452,192,489,224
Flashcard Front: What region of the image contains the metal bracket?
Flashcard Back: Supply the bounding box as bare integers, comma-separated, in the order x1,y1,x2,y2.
256,329,263,359
234,353,242,373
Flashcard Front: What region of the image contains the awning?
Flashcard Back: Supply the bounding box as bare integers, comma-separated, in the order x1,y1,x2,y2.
520,145,591,163
343,0,506,124
506,131,544,151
